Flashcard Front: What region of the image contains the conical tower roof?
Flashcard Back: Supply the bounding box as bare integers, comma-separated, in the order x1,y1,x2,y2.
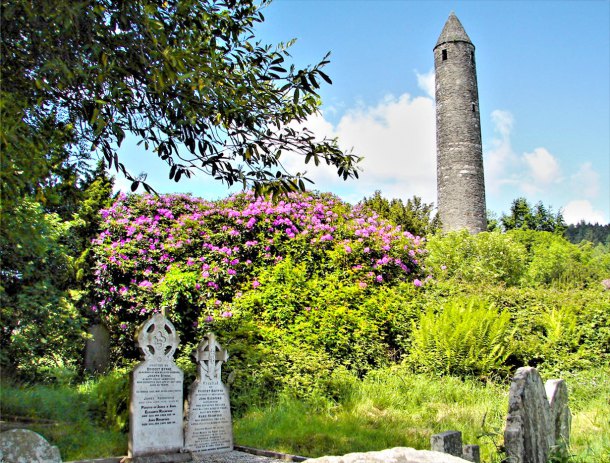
435,12,473,48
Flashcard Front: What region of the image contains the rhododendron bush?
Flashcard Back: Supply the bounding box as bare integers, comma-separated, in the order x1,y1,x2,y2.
90,191,427,373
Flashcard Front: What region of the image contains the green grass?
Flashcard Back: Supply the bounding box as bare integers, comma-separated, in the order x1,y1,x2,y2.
0,380,126,461
234,366,610,463
2,366,607,462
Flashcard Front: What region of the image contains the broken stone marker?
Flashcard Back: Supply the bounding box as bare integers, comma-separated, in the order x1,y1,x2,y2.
546,379,571,457
462,444,480,463
504,367,553,463
431,431,463,456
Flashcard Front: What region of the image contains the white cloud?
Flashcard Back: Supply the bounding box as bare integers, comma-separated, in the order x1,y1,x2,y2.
570,162,600,199
284,93,437,204
485,110,517,191
485,111,564,198
416,69,435,99
522,147,561,185
562,200,607,224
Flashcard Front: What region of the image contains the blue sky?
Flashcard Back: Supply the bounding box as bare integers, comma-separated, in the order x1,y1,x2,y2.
117,0,610,224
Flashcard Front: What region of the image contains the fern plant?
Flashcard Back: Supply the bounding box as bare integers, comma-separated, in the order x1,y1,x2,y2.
408,298,514,378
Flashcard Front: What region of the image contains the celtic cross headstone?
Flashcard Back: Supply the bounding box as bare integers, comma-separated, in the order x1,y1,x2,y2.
184,332,233,454
128,313,184,458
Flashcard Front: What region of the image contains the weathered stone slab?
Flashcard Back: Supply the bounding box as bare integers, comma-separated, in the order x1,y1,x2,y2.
0,428,61,463
431,431,462,456
128,314,184,458
185,332,233,455
461,445,480,463
305,447,470,462
545,379,571,456
84,324,111,373
504,367,553,463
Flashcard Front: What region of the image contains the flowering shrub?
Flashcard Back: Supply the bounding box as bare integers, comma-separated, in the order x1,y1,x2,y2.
90,191,428,364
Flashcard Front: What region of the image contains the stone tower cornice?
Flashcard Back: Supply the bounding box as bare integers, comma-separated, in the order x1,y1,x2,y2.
434,12,473,49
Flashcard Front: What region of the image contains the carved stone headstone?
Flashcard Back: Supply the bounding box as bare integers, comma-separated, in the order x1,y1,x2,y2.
504,367,553,463
545,379,571,457
185,332,233,454
0,429,61,463
128,314,184,458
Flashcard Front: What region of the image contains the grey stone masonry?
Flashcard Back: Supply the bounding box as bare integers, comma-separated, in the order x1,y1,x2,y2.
434,13,487,234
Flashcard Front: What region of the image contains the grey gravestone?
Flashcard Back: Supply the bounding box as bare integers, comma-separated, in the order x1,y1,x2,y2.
545,379,571,456
128,314,184,458
84,324,111,373
504,367,553,463
0,429,61,463
462,445,480,463
185,332,233,454
430,431,462,456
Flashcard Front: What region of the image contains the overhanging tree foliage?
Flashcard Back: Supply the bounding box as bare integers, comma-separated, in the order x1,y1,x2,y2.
1,0,360,196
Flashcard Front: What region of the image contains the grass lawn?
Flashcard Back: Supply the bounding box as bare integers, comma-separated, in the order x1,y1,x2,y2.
1,367,608,462
234,367,610,463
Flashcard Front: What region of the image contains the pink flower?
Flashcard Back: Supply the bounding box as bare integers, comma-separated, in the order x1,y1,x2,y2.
358,282,367,289
413,279,422,287
221,311,233,318
252,280,261,288
205,315,214,323
376,275,383,282
138,280,153,288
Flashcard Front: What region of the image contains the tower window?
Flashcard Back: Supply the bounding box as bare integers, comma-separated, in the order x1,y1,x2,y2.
471,103,476,112
470,51,475,64
442,49,448,61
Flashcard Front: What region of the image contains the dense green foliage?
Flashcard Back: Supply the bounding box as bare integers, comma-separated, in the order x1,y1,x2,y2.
566,221,610,245
3,187,610,461
1,0,359,196
499,197,566,233
0,164,115,380
360,190,440,237
81,192,610,421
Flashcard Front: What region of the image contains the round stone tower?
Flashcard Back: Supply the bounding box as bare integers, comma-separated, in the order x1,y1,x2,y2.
434,13,487,233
